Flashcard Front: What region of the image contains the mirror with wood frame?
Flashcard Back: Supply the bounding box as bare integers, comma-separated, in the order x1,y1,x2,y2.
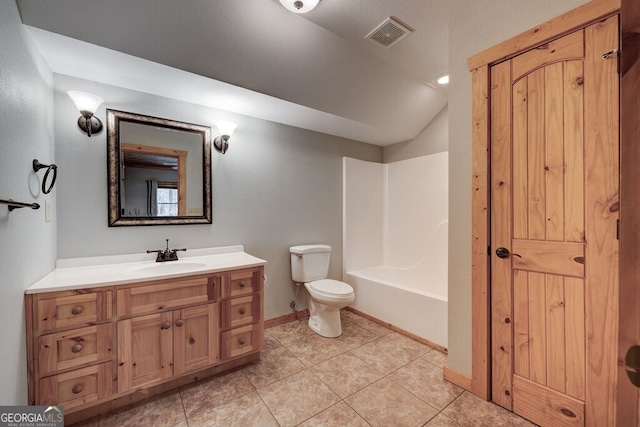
107,109,212,226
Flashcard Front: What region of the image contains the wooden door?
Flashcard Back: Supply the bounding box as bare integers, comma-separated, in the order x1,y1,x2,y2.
617,0,640,424
117,312,173,392
174,303,219,375
491,16,619,426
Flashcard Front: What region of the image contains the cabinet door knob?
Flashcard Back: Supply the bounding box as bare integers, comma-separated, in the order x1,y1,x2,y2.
239,281,246,288
238,308,246,315
72,384,84,394
238,337,246,345
71,306,84,315
161,321,171,330
175,319,184,327
71,344,83,353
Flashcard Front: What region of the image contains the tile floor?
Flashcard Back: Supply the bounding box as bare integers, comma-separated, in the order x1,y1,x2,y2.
73,310,535,427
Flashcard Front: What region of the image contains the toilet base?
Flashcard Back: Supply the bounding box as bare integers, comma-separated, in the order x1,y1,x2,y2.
307,295,344,338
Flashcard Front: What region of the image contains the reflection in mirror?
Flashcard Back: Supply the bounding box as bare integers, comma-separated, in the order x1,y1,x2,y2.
107,110,212,226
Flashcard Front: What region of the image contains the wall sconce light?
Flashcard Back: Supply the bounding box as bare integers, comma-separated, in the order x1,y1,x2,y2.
279,0,320,14
435,74,450,85
213,121,237,154
68,91,104,137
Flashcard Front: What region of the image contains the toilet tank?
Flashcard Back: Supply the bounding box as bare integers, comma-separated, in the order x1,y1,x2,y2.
290,244,331,283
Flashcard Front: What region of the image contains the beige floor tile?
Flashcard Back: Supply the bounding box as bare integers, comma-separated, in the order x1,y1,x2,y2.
310,351,383,398
441,392,535,427
97,391,185,427
345,377,438,427
389,357,464,410
424,413,463,426
423,349,448,368
180,369,255,418
352,317,394,337
187,390,279,427
383,332,434,356
257,369,340,427
285,332,347,366
266,318,314,345
263,333,283,351
298,401,370,427
334,322,379,350
243,346,306,388
351,337,418,375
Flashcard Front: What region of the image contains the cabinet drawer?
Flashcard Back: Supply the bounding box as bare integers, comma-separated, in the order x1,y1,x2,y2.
221,270,259,299
39,324,113,376
39,362,112,410
117,276,217,317
220,296,259,330
37,292,112,333
221,324,263,359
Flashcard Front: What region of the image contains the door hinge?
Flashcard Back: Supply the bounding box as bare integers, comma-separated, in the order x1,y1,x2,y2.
617,219,620,240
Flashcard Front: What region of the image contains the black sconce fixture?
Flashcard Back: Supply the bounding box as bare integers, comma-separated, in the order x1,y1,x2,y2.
68,91,104,137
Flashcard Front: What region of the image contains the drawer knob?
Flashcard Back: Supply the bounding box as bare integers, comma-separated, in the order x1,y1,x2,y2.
238,337,246,345
175,319,184,327
161,321,171,330
72,384,84,394
71,344,83,353
238,308,246,315
239,281,246,288
71,306,84,315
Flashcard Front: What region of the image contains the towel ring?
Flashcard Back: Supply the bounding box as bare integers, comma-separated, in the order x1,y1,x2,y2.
33,159,58,194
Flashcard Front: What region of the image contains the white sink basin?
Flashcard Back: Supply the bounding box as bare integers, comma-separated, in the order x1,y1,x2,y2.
128,262,207,276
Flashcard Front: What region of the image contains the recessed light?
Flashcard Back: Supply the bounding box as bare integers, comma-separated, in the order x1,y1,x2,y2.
436,74,449,85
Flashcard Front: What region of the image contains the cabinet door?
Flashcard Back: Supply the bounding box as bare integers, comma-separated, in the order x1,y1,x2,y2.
174,303,219,375
117,312,173,393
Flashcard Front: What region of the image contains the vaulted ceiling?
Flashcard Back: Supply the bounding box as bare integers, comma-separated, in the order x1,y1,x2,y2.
17,0,494,146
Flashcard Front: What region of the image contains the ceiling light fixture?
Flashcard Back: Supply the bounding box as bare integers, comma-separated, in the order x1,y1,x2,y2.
68,91,104,137
213,121,237,154
279,0,320,14
436,74,450,85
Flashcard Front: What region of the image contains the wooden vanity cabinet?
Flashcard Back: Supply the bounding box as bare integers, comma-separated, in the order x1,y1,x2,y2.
26,265,264,422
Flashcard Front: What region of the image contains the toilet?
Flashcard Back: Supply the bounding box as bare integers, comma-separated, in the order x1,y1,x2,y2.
290,244,355,338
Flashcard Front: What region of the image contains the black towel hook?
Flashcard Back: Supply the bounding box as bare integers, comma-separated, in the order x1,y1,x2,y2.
33,159,57,194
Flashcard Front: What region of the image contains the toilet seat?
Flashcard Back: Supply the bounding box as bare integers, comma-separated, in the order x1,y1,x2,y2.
308,279,354,298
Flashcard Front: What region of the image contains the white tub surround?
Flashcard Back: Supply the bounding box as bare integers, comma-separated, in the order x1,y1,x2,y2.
343,153,448,347
27,245,266,293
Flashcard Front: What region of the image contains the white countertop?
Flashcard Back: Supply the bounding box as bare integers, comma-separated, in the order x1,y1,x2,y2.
26,245,267,294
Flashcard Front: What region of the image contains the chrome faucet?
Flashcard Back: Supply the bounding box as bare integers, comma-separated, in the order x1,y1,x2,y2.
147,239,187,262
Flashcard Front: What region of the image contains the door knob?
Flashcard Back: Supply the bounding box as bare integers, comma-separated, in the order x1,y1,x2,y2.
496,247,521,258
623,345,640,387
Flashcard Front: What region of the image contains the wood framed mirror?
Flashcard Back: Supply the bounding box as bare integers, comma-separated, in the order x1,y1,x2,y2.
107,109,212,226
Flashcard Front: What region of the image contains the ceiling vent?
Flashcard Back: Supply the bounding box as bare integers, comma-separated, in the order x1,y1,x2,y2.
366,17,414,48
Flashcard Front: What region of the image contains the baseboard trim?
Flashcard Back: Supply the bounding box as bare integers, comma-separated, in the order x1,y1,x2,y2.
345,307,447,353
264,309,309,329
443,365,472,392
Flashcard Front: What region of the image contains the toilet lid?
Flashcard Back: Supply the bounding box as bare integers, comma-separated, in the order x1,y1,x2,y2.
309,279,354,296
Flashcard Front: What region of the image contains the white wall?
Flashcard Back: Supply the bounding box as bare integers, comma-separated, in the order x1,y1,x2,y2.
0,1,55,405
446,0,590,375
53,75,382,321
383,104,448,163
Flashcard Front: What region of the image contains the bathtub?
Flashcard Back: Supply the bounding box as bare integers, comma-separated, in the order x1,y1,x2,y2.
343,154,448,349
344,267,447,348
